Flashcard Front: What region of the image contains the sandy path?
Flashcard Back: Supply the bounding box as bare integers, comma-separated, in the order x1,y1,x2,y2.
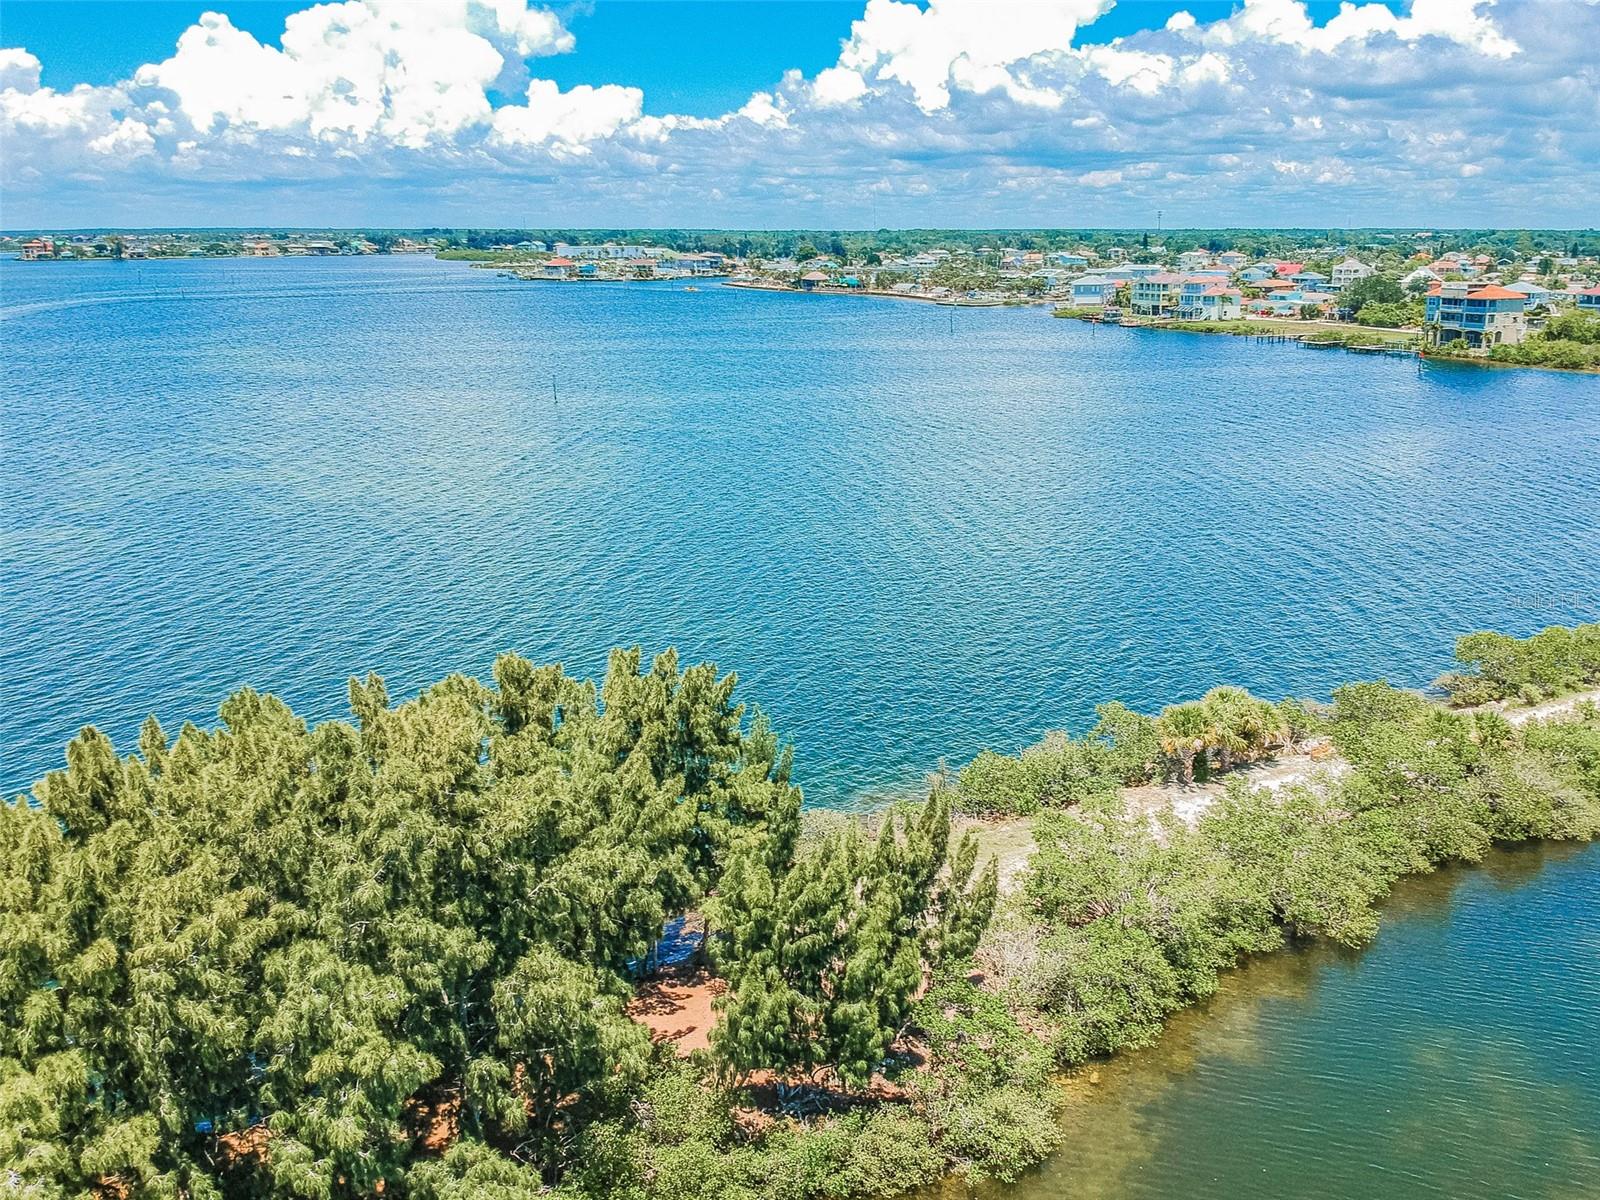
1492,688,1600,726
1123,745,1352,833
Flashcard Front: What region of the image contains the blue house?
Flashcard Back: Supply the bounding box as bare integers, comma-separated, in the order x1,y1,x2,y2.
1424,282,1528,346
1070,274,1118,306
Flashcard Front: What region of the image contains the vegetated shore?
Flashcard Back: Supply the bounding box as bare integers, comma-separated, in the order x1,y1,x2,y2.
1416,347,1600,374
960,685,1600,900
1055,307,1420,348
1052,308,1600,374
10,626,1600,1200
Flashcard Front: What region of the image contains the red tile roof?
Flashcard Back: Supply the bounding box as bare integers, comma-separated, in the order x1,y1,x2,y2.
545,257,576,266
1431,282,1524,301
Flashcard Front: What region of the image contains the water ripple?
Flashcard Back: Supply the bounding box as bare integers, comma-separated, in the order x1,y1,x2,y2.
3,256,1599,802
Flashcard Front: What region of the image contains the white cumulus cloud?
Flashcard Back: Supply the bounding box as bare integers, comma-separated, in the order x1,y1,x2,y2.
491,79,643,151
0,0,1593,227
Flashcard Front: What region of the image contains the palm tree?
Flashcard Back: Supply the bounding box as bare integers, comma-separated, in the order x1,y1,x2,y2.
1201,686,1255,772
1201,687,1291,772
1157,702,1208,786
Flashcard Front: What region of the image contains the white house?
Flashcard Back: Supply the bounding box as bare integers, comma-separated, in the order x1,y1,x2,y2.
1178,278,1242,320
1505,280,1553,309
1331,258,1374,290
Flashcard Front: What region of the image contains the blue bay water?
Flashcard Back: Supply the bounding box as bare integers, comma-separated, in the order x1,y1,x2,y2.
3,255,1599,805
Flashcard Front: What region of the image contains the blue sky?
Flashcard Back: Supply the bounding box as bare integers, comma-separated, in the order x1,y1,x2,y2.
1,1,1594,229
5,1,1346,110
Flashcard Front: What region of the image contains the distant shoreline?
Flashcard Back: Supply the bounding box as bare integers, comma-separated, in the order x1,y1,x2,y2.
1053,309,1600,374
721,279,1044,307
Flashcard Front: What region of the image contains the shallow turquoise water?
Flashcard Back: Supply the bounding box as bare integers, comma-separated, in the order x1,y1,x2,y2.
980,841,1600,1200
3,255,1599,803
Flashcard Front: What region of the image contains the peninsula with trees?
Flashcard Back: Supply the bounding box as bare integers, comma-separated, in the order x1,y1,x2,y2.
5,625,1600,1199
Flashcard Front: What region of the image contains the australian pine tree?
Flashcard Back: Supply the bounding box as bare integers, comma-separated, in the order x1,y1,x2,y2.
708,790,998,1089
0,647,800,1197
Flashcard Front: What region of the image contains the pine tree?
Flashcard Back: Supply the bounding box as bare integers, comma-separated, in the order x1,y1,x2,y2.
1,646,801,1194
709,794,996,1090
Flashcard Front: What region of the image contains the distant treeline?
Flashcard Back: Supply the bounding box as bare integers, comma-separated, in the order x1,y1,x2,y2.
426,227,1600,260
13,227,1600,260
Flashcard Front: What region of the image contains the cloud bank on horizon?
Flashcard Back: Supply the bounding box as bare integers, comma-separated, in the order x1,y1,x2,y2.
2,0,1596,228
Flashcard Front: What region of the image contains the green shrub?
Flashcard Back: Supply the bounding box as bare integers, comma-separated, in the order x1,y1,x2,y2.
1027,924,1182,1061
957,749,1041,815
913,971,1052,1092
759,1109,944,1199
928,1083,1062,1182
1444,624,1600,705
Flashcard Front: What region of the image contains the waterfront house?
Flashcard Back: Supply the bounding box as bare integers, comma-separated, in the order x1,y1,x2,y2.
1505,281,1553,309
1424,282,1528,347
554,241,650,260
19,237,54,260
541,256,576,279
1331,258,1374,289
662,253,722,276
1070,273,1118,307
1178,278,1242,320
798,270,830,291
1576,286,1600,312
1130,272,1185,317
576,262,600,278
